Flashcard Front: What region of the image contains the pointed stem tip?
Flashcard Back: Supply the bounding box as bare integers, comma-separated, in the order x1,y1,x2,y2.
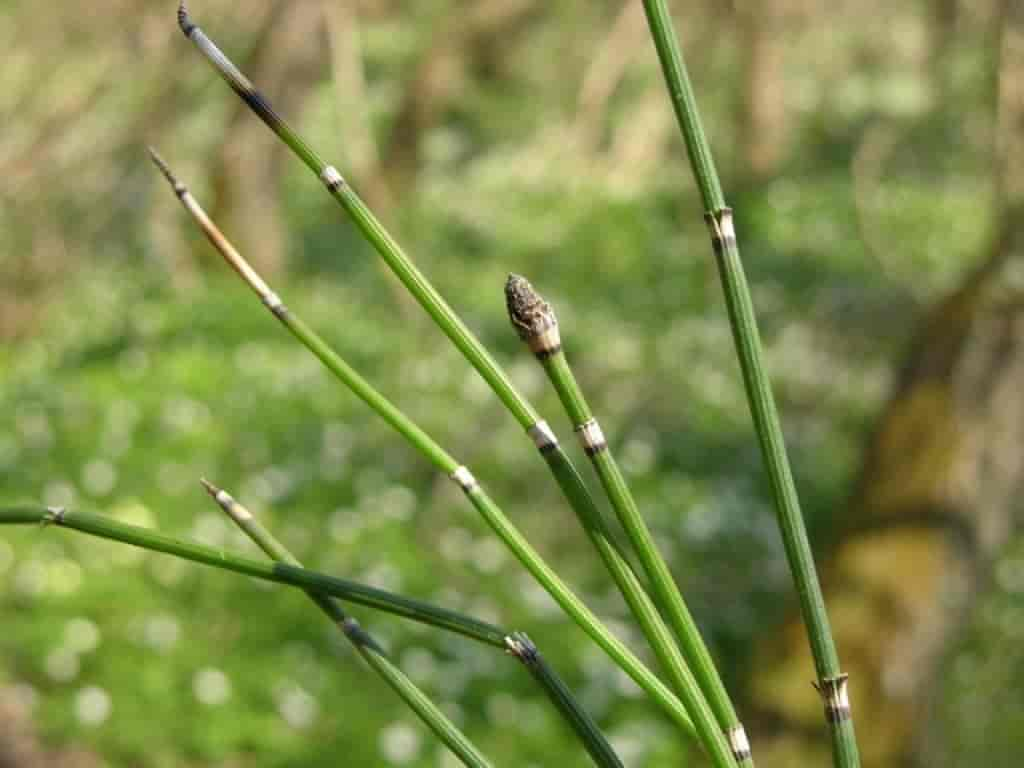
505,274,557,342
147,146,187,197
177,1,196,37
198,477,219,499
199,477,235,515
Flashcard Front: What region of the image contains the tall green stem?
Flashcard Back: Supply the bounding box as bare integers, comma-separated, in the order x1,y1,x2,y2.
148,150,720,757
640,2,860,765
199,480,493,768
506,275,753,766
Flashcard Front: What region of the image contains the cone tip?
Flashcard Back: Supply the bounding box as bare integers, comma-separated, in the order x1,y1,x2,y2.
504,273,555,340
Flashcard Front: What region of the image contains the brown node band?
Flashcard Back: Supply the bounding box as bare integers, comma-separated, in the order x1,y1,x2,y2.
528,326,562,359
813,673,852,723
703,207,737,253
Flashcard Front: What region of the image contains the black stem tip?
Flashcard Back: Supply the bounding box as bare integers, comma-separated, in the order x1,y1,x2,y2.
177,1,196,36
505,274,557,341
147,146,187,197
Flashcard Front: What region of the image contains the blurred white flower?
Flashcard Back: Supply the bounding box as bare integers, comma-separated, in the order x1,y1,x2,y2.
75,686,111,726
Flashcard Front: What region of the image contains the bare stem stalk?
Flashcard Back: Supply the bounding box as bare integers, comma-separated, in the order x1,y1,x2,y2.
640,2,860,764
199,480,493,768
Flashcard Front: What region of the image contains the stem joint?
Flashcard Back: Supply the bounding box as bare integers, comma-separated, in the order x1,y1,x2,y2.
813,673,852,723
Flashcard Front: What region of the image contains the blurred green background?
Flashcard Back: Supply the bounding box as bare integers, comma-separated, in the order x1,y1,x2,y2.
2,0,1022,766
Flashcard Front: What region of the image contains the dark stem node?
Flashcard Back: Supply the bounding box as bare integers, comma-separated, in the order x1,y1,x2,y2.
813,673,852,723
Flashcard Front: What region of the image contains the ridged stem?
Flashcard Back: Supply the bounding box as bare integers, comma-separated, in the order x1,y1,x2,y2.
149,150,708,752
199,480,493,768
640,2,860,764
172,9,692,730
506,275,751,766
505,633,623,768
0,506,508,646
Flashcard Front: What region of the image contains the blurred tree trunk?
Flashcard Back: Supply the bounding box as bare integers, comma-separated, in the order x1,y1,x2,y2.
929,0,959,77
377,0,539,199
749,2,1024,766
738,0,788,179
0,696,98,768
207,1,324,276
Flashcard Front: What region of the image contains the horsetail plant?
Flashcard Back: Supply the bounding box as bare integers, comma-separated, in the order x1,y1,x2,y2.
202,480,624,768
506,274,753,767
505,633,624,768
146,149,743,764
640,2,860,765
1,498,623,767
172,5,709,722
0,506,510,647
198,479,495,768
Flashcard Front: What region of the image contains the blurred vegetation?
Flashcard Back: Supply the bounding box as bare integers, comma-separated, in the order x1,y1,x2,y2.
1,0,1021,766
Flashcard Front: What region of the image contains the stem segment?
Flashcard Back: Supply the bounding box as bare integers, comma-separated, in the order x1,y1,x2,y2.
505,633,623,768
200,480,493,768
172,9,698,731
149,149,709,752
1,506,507,646
506,275,752,766
640,2,860,765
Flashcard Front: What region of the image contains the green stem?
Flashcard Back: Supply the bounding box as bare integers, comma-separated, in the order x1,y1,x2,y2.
506,633,623,768
200,480,493,768
506,275,751,766
640,2,860,765
177,0,531,426
0,506,507,647
149,150,708,753
173,9,689,726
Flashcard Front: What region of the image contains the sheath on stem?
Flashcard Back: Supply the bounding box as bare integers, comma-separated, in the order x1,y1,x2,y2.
640,2,860,764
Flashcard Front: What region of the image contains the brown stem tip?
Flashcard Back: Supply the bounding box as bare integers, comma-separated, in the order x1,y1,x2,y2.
147,146,187,198
177,1,196,37
198,477,220,499
505,274,557,342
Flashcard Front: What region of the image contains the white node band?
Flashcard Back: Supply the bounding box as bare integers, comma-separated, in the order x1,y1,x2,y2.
451,466,478,492
528,420,558,452
320,165,344,190
576,419,607,456
817,674,852,723
262,292,284,312
719,208,736,241
727,725,751,759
